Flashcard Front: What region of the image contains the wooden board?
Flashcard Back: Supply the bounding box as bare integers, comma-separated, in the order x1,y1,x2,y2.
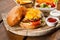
0,0,16,21
0,22,60,40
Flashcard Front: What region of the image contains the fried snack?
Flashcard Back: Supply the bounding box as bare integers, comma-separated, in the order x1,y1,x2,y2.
16,0,33,8
36,0,54,4
16,0,32,4
7,6,26,26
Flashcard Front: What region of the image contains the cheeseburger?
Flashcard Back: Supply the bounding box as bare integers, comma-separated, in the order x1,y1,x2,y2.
20,8,43,29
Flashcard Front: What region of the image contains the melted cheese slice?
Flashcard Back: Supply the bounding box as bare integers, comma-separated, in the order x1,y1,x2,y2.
25,8,42,20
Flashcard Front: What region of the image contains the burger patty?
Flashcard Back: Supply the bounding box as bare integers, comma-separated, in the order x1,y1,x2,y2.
22,18,41,23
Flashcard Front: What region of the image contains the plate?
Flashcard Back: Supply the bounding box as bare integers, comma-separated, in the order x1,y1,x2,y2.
34,0,58,11
34,7,56,11
2,13,60,36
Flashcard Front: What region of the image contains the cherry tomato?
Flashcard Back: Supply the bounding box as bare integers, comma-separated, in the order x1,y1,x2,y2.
46,2,55,8
51,3,55,8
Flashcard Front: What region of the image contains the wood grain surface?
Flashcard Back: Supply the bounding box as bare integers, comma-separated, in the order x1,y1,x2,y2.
0,22,24,40
0,22,9,40
0,0,60,40
0,22,60,40
0,0,16,20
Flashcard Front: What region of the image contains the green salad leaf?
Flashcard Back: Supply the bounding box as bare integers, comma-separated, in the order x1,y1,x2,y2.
40,3,48,8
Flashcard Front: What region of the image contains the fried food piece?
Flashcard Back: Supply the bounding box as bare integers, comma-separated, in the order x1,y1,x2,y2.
16,0,33,8
7,6,26,26
16,0,32,4
36,0,54,4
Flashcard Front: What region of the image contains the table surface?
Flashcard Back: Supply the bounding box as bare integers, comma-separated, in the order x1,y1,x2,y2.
0,0,60,40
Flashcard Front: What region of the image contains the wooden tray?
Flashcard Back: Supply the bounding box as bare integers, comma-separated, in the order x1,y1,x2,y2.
2,13,60,36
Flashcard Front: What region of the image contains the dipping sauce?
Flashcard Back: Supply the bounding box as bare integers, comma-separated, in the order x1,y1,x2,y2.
48,18,57,22
46,17,59,26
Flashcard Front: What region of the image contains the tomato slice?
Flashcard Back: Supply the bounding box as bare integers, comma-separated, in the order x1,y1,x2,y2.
51,3,55,8
31,20,41,26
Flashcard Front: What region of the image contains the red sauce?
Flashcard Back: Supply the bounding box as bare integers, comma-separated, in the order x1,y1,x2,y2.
48,18,57,22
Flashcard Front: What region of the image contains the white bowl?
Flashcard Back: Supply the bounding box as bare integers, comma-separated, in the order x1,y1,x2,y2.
50,9,60,18
46,16,59,27
34,0,58,11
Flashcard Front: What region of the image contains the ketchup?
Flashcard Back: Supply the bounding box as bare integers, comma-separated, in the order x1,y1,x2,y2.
48,18,57,22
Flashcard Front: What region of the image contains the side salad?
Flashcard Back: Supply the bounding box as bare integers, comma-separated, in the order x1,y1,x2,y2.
35,0,58,8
